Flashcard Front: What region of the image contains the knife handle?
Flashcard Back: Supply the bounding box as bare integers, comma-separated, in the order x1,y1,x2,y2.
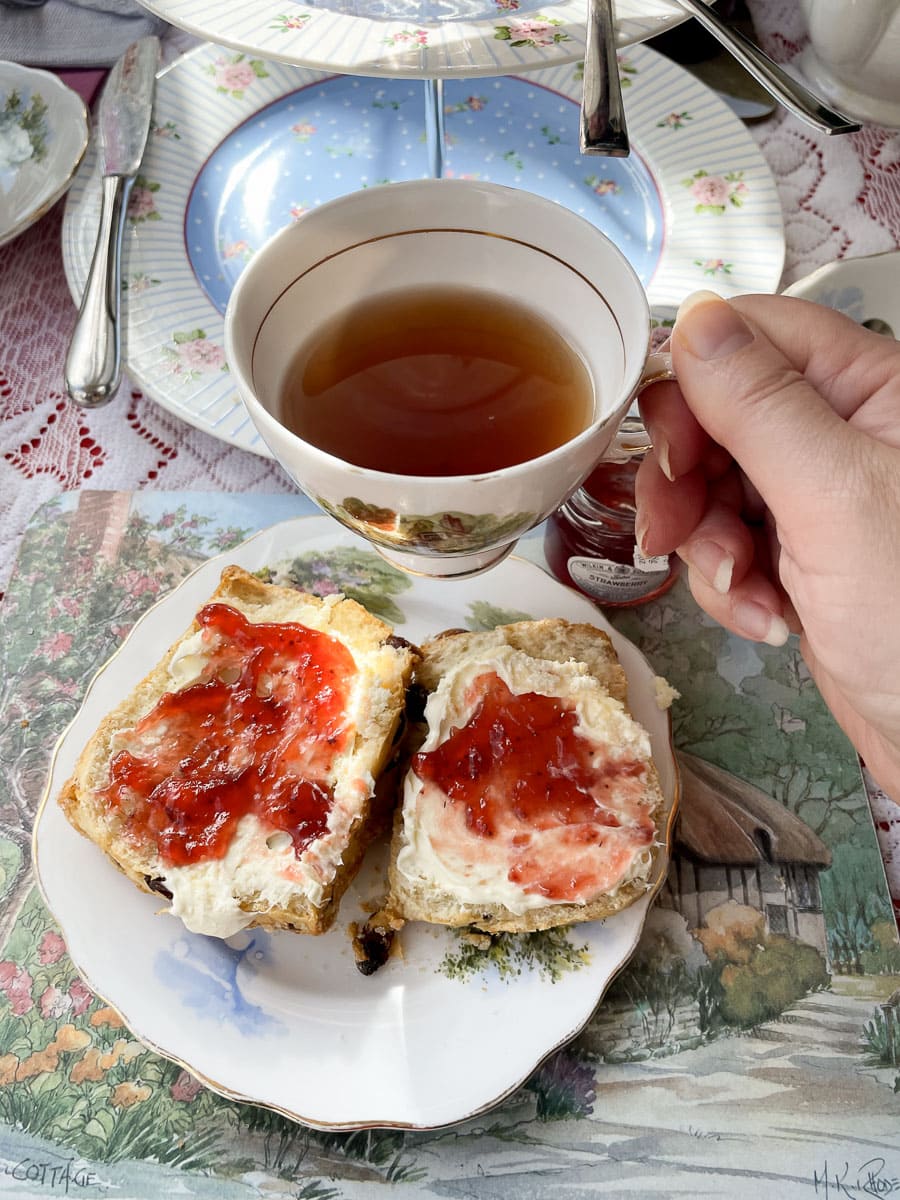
65,173,133,409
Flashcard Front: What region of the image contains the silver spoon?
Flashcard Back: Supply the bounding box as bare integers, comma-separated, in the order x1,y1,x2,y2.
672,0,860,135
580,0,630,156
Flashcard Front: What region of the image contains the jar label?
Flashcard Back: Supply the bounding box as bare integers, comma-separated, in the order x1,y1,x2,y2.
634,547,670,574
568,555,670,603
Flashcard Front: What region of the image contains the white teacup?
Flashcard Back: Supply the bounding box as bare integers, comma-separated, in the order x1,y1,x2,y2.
224,180,668,578
799,0,900,128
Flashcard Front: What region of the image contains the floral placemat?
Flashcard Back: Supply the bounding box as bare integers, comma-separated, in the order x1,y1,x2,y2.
1,490,899,1198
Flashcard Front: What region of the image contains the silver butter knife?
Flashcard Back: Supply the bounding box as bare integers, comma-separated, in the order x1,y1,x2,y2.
65,37,160,409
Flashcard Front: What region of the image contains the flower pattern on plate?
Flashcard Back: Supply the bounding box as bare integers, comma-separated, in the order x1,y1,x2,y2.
164,330,228,381
127,176,160,224
0,89,48,193
494,16,568,47
384,28,429,46
270,12,312,30
206,54,270,99
683,169,749,214
658,110,692,129
694,257,733,276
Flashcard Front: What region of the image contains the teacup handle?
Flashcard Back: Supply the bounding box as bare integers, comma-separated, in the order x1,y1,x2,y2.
607,350,675,461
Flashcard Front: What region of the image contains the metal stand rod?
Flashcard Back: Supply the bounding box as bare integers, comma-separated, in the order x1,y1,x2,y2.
423,78,446,179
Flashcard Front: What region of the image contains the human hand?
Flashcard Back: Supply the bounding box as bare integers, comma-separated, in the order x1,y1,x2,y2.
636,290,900,797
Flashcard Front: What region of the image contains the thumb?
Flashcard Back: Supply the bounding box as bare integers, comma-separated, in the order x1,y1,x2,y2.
670,291,863,526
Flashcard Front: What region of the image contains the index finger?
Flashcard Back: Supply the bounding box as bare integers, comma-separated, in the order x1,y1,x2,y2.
639,379,734,483
728,294,900,421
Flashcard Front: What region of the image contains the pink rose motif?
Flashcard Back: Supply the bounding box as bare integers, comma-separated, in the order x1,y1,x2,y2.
291,121,316,138
170,1069,204,1102
179,339,226,372
159,512,177,528
222,240,250,260
467,96,485,110
690,175,730,207
60,596,80,617
39,632,73,661
39,985,73,1020
68,979,94,1016
127,186,157,221
390,28,428,44
290,204,308,222
216,60,255,91
509,19,555,44
38,931,66,964
0,961,17,990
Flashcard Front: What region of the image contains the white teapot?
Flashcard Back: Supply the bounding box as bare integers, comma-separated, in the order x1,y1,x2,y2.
799,0,900,127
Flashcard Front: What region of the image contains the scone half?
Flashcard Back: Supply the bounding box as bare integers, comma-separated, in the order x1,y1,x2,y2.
59,565,417,938
387,620,665,933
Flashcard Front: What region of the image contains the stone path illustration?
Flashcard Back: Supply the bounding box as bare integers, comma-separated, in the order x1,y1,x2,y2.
414,983,900,1199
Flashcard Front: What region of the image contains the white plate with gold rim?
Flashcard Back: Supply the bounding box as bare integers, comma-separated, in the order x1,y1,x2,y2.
34,516,678,1131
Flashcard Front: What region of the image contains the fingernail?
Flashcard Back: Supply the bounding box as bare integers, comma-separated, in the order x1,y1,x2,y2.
686,540,733,594
674,291,755,361
733,599,790,646
677,289,722,318
656,435,675,482
635,511,650,555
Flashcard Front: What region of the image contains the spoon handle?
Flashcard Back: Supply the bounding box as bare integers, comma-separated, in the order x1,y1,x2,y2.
674,0,860,135
580,0,630,156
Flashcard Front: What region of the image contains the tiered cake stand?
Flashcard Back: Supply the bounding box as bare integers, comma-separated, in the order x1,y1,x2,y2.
133,0,700,175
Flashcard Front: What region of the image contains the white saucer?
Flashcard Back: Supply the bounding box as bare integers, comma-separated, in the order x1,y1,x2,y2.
0,62,89,248
34,516,679,1130
783,250,900,340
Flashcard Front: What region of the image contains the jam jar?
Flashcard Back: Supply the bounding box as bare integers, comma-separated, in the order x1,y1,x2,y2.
544,456,677,608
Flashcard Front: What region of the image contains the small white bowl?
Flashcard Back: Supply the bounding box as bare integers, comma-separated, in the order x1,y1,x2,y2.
783,250,900,340
0,61,90,248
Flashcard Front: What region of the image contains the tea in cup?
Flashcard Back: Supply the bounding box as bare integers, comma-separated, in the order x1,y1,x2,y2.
224,179,668,578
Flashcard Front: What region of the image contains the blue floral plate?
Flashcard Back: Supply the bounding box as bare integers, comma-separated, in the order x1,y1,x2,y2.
61,41,784,454
34,516,679,1131
0,62,89,249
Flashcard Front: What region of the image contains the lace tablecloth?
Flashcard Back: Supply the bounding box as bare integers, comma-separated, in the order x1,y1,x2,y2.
1,0,899,888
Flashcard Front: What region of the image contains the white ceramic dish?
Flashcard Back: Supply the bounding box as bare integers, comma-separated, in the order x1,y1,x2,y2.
34,516,679,1131
136,0,700,79
0,61,89,249
783,250,900,340
61,41,785,455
